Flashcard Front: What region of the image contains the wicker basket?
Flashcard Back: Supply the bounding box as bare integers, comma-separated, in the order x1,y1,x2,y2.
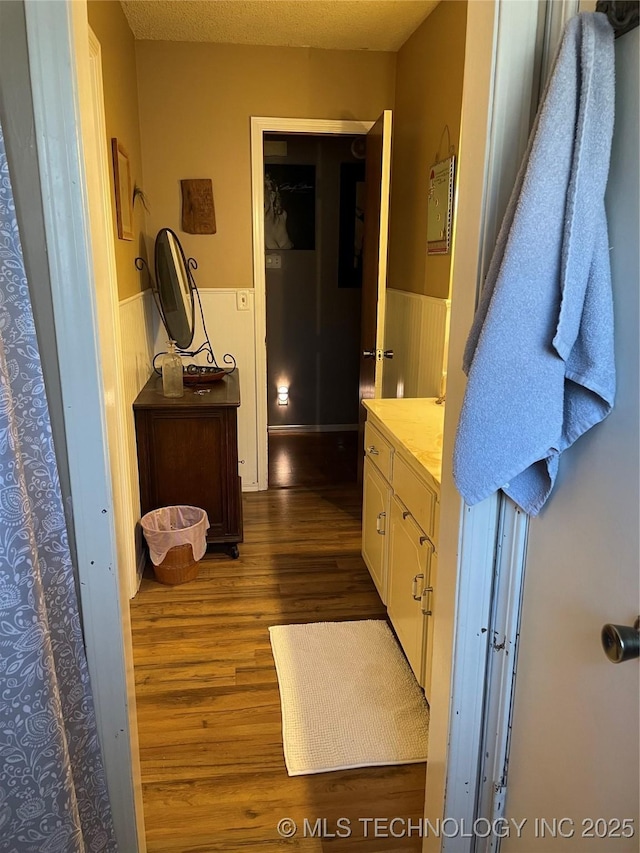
153,542,200,585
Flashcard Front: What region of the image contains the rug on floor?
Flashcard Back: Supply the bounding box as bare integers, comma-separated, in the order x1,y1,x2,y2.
268,619,429,776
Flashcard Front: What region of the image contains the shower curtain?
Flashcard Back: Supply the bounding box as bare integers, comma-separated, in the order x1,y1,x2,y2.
0,122,117,849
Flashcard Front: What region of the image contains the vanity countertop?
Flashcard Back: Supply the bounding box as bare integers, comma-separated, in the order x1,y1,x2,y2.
363,397,445,488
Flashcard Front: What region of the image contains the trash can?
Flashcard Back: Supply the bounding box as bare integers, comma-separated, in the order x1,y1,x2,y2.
141,505,209,585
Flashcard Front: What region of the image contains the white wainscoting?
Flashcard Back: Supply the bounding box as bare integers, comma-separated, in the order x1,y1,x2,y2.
119,289,155,592
151,288,259,490
382,289,451,399
122,286,442,592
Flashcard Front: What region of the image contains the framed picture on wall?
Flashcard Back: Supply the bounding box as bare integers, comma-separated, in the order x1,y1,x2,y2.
111,138,134,241
338,161,366,288
427,155,456,255
264,164,315,250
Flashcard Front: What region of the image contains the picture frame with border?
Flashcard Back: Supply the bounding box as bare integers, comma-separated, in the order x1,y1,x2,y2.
111,138,134,241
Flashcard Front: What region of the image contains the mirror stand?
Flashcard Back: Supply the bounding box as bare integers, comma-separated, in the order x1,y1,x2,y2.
134,253,237,382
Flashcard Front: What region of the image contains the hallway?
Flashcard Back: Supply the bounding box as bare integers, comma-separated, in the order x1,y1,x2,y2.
268,431,359,488
130,484,426,852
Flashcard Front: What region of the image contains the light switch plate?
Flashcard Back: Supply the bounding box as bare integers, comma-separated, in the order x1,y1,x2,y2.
236,290,249,311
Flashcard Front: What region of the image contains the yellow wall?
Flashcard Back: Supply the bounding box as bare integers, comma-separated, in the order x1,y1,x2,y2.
88,0,147,300
135,41,396,288
388,0,467,299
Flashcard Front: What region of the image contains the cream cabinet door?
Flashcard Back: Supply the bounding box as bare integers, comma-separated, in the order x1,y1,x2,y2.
388,495,433,688
362,457,391,604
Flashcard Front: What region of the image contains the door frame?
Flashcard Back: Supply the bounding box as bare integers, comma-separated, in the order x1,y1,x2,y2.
87,27,140,600
424,2,556,851
250,117,373,490
474,5,581,850
23,0,145,849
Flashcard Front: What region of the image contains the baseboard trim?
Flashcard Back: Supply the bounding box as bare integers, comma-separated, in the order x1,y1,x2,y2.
134,545,146,596
268,424,359,433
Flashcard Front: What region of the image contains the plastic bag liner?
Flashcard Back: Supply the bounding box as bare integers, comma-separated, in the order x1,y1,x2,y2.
141,505,210,566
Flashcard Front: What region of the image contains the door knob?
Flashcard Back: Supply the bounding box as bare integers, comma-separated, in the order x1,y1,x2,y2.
383,350,394,359
362,349,376,359
601,617,640,663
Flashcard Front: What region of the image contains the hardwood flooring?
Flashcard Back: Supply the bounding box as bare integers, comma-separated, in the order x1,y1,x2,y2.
130,484,426,852
268,431,358,488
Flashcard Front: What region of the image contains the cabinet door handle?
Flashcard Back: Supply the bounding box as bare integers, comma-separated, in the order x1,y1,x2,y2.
421,586,434,616
420,533,436,553
412,573,425,600
367,445,379,456
376,511,386,535
402,510,410,520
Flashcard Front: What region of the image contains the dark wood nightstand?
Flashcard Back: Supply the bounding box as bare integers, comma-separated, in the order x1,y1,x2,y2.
133,371,243,558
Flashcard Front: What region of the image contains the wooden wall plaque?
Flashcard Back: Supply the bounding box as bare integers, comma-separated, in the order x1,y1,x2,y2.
181,179,216,234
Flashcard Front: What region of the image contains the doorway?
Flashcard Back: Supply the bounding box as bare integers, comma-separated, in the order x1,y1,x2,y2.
264,132,363,488
251,115,391,491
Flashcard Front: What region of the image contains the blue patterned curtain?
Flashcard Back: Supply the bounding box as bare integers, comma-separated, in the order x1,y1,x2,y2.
0,121,117,849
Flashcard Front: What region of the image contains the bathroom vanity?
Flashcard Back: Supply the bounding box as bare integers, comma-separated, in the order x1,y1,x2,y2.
133,371,243,558
361,398,444,700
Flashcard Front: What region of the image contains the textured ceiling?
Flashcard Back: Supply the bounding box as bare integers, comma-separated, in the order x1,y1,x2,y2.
120,1,440,51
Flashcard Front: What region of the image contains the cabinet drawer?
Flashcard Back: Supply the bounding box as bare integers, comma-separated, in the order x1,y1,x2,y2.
364,421,393,482
393,454,437,541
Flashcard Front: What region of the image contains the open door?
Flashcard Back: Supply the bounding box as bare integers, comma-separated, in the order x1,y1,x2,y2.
358,110,392,471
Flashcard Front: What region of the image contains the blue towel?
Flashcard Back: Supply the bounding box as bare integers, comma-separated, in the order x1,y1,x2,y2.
453,13,615,516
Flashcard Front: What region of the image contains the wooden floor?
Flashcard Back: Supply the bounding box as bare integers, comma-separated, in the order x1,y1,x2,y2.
268,431,358,488
130,484,426,852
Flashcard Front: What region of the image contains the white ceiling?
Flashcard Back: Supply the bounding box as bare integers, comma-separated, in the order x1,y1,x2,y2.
120,0,440,51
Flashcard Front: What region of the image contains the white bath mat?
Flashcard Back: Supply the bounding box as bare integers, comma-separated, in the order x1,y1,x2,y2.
268,619,429,776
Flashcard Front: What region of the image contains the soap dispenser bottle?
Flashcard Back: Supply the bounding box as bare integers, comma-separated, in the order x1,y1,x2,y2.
162,340,184,398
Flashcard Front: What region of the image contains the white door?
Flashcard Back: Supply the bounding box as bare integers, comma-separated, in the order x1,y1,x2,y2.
503,27,639,851
359,110,393,403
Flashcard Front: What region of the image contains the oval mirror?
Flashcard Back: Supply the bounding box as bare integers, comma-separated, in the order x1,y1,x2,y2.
154,228,195,349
